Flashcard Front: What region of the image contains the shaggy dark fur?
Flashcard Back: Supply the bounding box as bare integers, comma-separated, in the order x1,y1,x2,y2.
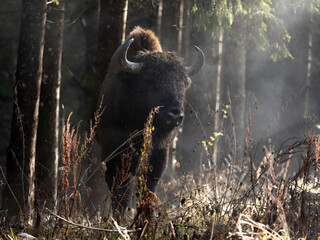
96,27,193,210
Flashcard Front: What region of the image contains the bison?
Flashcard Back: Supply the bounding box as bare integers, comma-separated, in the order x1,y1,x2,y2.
95,27,204,211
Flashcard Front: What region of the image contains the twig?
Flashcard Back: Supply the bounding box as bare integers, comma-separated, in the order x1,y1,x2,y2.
231,213,289,240
112,217,131,240
209,215,215,240
46,208,140,233
170,221,177,240
85,129,143,183
138,220,149,240
0,165,22,214
63,64,87,93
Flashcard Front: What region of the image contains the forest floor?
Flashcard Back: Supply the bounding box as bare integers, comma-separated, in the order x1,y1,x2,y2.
1,114,320,239
1,134,320,239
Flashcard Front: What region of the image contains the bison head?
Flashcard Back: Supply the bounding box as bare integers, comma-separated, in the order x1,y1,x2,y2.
117,37,204,138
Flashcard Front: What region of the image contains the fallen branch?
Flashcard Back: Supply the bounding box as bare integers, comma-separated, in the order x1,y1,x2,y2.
46,208,140,233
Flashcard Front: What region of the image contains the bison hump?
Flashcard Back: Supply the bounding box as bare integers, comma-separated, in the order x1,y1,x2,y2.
126,26,162,59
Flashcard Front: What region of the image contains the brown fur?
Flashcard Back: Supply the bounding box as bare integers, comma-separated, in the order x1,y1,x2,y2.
126,26,162,60
96,27,195,212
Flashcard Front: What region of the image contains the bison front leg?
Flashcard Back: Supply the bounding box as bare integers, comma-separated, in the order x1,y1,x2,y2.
104,156,130,213
146,146,169,192
99,127,137,213
104,145,139,214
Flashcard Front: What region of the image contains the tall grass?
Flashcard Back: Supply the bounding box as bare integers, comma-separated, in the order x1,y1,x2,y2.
1,105,320,239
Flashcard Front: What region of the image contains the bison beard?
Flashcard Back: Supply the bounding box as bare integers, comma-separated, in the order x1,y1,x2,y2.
95,27,204,212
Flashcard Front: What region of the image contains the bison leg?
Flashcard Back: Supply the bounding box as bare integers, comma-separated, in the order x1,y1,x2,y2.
104,147,139,214
146,147,169,192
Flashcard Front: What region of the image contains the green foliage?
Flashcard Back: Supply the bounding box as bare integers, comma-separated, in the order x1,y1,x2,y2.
190,0,242,35
202,104,227,148
10,228,18,240
48,0,60,5
190,0,292,61
282,0,320,13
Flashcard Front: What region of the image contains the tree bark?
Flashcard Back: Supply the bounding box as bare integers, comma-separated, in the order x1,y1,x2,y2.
181,0,191,60
222,14,246,157
177,0,184,55
87,0,128,215
212,32,223,168
2,0,47,220
160,0,179,51
126,0,157,34
281,9,310,128
81,0,99,125
177,26,218,175
96,0,128,88
157,0,163,39
36,0,65,211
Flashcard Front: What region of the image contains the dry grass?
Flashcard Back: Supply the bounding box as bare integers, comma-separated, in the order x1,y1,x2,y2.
1,106,320,240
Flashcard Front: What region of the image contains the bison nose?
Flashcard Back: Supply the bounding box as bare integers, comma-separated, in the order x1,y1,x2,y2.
166,109,184,128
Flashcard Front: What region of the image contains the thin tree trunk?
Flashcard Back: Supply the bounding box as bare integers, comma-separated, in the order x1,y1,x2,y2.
304,24,313,117
212,32,223,167
126,1,157,35
222,14,246,156
122,0,128,43
36,0,65,211
87,0,128,215
161,0,179,51
278,8,310,144
178,0,184,55
157,0,163,39
81,0,99,124
309,14,320,121
96,0,128,88
2,0,47,221
169,0,186,173
177,27,218,175
181,0,191,60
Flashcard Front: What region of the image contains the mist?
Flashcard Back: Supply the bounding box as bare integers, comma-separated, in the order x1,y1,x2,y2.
1,0,320,237
1,0,319,196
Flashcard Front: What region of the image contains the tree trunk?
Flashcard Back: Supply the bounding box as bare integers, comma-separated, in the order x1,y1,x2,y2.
177,26,218,175
36,0,65,211
181,0,191,60
96,0,128,88
177,0,184,55
2,0,47,220
126,0,157,34
81,0,99,125
261,8,311,149
87,0,128,215
304,32,312,117
281,9,310,130
160,0,179,51
157,0,163,39
212,32,223,168
309,13,320,121
222,14,246,158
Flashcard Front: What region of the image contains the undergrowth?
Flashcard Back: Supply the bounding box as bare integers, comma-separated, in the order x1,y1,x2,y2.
1,104,320,240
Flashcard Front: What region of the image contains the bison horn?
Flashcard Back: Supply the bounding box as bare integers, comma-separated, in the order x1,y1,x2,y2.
120,38,143,74
185,46,205,76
